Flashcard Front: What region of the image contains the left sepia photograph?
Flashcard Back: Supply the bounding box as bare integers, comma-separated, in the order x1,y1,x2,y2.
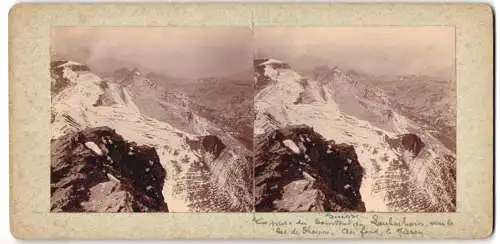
50,27,255,212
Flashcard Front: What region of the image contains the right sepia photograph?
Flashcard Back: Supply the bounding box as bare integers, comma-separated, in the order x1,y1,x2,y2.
253,27,456,212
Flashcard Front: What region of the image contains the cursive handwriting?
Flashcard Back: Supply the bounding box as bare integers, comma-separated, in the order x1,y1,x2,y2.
252,213,454,238
370,215,426,228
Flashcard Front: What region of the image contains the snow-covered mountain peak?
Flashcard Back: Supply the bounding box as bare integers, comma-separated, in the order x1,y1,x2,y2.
255,58,288,66
51,60,253,212
253,58,456,212
255,58,299,83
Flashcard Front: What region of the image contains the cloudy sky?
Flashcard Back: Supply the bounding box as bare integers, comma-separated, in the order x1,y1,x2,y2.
52,27,454,79
52,27,254,79
255,27,454,79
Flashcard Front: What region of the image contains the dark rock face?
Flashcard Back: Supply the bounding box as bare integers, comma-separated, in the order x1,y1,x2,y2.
51,126,168,212
254,62,271,91
200,135,226,159
186,135,226,161
385,133,425,158
254,59,292,91
93,81,118,107
254,125,366,212
50,60,90,96
401,133,425,157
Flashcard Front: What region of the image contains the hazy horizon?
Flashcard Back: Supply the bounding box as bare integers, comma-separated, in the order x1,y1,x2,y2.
255,27,455,80
52,27,254,79
52,27,454,80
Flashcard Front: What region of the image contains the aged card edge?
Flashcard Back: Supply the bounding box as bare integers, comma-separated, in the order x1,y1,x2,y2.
8,3,494,239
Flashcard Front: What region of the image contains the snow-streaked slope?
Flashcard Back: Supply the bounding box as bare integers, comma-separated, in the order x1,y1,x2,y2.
114,71,254,211
51,61,252,212
254,58,456,212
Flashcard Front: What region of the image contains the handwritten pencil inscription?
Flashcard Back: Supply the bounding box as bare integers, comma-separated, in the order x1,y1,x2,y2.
252,214,454,238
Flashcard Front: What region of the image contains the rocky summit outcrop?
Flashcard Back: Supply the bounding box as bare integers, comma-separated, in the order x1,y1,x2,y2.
51,126,168,212
386,133,425,158
200,135,226,159
51,60,91,96
254,58,292,91
254,125,366,212
186,135,226,162
401,133,425,157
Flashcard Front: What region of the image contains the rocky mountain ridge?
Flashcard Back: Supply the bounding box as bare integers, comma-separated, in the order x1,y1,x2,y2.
255,125,366,212
50,58,456,213
51,126,168,212
50,60,253,212
253,58,456,212
110,67,254,150
305,65,456,152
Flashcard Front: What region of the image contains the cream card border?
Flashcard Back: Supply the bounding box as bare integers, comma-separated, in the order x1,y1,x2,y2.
9,3,493,239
